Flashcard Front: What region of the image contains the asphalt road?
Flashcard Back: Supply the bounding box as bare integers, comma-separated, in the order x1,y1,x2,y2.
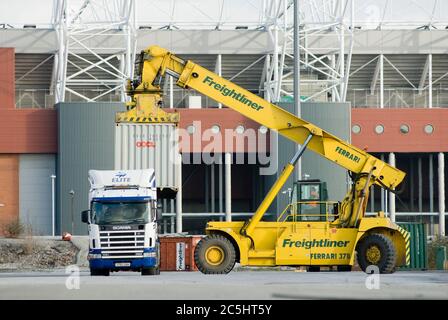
0,269,447,300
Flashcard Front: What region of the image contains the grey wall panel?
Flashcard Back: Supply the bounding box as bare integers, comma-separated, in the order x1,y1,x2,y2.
301,102,351,201
274,102,351,215
57,102,124,235
19,154,56,235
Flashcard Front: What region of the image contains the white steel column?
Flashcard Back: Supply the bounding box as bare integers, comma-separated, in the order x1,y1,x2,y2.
169,76,174,108
211,163,215,213
51,174,56,236
380,154,385,212
418,157,423,213
429,154,434,235
388,153,396,222
428,53,433,108
380,54,384,109
176,154,183,233
293,0,301,182
438,152,445,236
170,199,175,233
225,153,232,222
219,156,223,221
216,54,222,108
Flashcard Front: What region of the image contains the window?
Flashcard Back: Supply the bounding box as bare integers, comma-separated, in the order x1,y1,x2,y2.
211,125,220,134
352,124,361,134
235,125,245,134
91,201,150,225
375,124,384,134
187,124,195,135
300,184,320,201
424,124,434,134
400,124,410,134
259,126,268,134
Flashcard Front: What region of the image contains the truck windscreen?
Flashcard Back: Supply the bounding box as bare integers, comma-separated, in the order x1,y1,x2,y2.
91,201,150,225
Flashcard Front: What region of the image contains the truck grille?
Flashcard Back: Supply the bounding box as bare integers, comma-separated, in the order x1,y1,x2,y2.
99,230,145,259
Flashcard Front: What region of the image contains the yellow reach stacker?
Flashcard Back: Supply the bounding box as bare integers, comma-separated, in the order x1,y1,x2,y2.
120,45,411,274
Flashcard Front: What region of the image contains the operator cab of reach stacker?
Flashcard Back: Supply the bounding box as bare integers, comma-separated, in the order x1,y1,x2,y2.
287,180,339,222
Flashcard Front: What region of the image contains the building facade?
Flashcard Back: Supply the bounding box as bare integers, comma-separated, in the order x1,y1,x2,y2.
0,26,447,236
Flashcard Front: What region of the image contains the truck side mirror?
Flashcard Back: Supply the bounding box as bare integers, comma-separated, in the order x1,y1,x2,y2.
81,210,90,224
156,203,163,221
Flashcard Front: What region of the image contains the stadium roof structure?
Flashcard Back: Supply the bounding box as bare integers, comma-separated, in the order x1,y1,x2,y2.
2,0,448,108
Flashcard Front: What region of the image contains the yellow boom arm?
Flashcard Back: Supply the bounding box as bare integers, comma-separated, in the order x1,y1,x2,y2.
130,45,406,233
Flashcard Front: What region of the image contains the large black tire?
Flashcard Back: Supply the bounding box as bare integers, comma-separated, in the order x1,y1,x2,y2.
90,268,101,276
194,234,236,274
357,234,397,274
142,267,160,276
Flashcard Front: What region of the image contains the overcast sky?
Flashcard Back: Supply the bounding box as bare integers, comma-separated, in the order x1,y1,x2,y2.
0,0,446,29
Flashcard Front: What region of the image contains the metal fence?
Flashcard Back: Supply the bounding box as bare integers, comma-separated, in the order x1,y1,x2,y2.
349,88,448,108
15,89,123,109
16,87,448,109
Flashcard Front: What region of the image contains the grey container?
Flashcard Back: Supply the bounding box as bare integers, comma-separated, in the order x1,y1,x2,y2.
114,123,180,191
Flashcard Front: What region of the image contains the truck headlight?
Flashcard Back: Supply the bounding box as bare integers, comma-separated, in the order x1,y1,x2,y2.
88,253,102,260
143,252,157,258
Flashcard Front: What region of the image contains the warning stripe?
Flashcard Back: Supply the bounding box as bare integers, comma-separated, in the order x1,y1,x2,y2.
397,225,411,265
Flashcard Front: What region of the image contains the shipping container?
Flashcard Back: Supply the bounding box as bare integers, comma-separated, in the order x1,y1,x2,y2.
159,235,203,271
398,222,428,270
115,123,180,191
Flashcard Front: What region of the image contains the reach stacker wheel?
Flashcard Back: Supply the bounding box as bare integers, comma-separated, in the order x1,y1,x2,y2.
194,234,236,274
357,233,397,274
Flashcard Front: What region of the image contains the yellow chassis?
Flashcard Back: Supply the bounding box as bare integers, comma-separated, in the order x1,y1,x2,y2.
205,217,409,267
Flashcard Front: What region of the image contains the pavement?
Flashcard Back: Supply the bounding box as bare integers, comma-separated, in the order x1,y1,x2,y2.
0,270,446,300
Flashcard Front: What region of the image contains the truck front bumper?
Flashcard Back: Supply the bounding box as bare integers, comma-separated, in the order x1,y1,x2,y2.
89,257,158,271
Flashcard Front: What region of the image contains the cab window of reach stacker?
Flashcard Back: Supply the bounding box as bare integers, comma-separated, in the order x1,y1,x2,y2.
300,184,320,201
299,184,321,220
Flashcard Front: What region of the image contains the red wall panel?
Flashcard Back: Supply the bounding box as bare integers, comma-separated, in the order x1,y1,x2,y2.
0,109,57,153
351,108,448,152
0,48,14,110
174,108,269,153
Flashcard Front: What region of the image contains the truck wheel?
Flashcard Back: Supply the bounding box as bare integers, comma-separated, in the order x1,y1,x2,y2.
90,268,109,276
194,234,236,274
90,268,101,276
142,267,159,276
357,234,396,274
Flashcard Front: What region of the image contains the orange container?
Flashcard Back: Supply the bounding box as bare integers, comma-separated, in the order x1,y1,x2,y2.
159,235,204,271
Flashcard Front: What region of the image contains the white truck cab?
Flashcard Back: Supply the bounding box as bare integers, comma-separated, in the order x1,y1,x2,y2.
81,169,161,276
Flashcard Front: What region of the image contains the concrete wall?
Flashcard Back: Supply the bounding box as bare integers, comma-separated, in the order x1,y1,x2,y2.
57,102,124,235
